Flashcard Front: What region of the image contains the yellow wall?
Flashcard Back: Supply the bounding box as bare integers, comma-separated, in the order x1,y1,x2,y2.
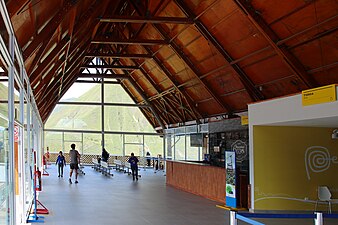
253,126,338,210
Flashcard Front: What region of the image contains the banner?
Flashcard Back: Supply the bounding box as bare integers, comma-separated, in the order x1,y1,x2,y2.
225,151,236,208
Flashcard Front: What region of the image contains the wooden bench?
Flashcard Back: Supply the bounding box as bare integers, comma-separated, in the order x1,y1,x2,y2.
100,161,113,176
92,158,101,171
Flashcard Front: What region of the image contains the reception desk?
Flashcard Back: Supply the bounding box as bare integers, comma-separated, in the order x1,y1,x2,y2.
166,160,226,203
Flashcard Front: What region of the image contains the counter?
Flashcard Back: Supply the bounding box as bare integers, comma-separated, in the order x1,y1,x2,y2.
166,160,226,203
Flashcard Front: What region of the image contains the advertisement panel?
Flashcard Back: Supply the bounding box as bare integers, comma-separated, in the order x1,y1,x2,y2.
225,151,236,208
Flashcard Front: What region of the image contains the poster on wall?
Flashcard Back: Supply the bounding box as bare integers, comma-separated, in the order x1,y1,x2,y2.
225,151,236,208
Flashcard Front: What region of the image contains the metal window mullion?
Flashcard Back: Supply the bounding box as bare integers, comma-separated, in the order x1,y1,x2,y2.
101,78,104,148
7,32,16,225
122,134,125,156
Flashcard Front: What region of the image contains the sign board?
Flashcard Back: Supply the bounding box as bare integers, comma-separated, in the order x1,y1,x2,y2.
302,84,336,106
241,115,248,125
225,151,236,208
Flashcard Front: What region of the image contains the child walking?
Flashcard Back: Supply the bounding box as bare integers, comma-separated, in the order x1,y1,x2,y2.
56,151,66,177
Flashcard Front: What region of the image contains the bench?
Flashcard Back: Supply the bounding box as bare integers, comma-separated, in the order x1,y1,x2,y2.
92,158,101,171
124,162,131,175
100,161,113,176
113,159,124,172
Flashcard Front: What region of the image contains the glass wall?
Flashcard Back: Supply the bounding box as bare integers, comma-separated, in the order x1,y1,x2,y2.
60,83,100,102
104,133,123,155
45,105,101,131
165,125,207,161
104,83,133,103
45,78,163,159
104,106,155,132
44,131,62,153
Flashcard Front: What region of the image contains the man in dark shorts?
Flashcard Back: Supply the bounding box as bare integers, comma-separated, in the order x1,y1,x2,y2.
69,143,80,184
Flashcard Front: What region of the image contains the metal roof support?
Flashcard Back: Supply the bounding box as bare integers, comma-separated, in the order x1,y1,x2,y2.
99,15,194,24
84,53,153,59
233,0,317,88
124,72,166,129
81,65,139,70
91,37,168,45
150,55,202,121
137,66,185,123
153,23,232,113
174,0,264,102
127,0,230,113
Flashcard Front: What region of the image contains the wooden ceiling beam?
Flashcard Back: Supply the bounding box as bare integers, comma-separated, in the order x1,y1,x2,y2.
84,53,152,59
175,0,264,102
233,0,317,88
91,37,168,45
22,0,78,60
129,0,231,114
6,0,30,18
30,36,70,86
99,15,194,24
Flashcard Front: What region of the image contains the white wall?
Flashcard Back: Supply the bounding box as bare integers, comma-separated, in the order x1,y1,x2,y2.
247,90,338,210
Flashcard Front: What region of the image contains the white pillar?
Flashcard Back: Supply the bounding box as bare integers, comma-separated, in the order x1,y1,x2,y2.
314,212,323,225
230,211,237,225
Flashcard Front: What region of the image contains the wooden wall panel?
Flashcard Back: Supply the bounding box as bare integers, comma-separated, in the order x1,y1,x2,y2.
166,161,226,203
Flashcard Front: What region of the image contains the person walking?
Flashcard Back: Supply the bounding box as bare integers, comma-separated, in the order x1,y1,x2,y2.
128,152,139,181
55,151,66,177
69,143,80,184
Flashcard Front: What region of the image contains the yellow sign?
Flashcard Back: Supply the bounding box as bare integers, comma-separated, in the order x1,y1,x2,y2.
241,116,248,125
302,84,336,106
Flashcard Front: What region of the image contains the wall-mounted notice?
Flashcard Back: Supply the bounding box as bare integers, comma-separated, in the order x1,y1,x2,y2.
241,115,248,125
302,84,336,106
225,151,236,208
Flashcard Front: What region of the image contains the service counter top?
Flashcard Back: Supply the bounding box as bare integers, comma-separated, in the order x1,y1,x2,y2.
166,160,226,203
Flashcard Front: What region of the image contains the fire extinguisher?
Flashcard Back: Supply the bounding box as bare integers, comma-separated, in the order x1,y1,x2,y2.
35,170,42,191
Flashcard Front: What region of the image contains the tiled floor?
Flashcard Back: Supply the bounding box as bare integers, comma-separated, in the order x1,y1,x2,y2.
36,165,337,225
37,165,227,225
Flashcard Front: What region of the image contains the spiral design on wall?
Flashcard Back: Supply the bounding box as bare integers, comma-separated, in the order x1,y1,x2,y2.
305,146,332,180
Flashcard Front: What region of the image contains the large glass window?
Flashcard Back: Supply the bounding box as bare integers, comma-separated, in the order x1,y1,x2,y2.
104,133,123,155
0,81,8,116
83,133,101,155
186,135,200,161
44,131,62,153
174,135,185,160
144,135,163,156
104,106,155,132
104,83,134,103
60,83,100,103
45,105,101,131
